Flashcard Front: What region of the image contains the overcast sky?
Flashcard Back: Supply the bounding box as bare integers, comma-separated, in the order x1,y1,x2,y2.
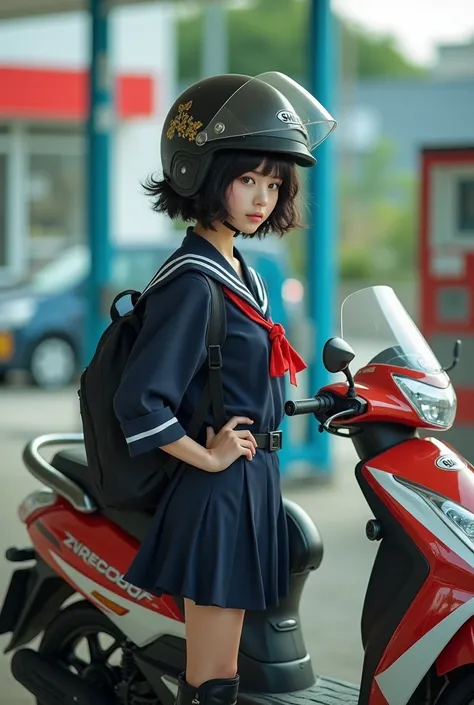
333,0,474,65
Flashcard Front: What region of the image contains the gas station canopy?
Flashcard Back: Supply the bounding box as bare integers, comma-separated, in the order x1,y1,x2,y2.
0,0,220,20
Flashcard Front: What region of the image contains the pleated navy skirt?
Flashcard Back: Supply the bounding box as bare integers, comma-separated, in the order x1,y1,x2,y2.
123,449,289,610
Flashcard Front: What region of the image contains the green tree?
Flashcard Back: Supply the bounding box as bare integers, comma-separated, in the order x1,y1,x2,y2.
339,139,418,281
339,22,426,80
178,0,425,84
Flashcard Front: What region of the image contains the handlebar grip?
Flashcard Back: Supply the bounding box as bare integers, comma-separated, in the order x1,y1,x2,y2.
285,394,334,417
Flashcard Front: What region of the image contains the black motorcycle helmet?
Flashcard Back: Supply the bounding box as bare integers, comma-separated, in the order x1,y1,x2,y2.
161,72,336,197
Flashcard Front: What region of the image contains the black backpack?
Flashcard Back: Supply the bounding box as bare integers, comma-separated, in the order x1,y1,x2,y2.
78,274,227,511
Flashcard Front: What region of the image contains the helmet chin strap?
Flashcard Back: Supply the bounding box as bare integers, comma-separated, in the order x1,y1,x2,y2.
223,220,242,236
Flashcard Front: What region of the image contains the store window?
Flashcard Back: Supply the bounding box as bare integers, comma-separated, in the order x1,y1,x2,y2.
0,154,6,268
28,152,84,246
457,178,474,233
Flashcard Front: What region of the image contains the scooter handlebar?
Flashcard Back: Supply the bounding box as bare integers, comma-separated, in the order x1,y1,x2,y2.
285,394,335,417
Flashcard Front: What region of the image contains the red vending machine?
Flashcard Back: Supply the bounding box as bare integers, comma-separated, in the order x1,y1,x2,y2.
420,145,474,460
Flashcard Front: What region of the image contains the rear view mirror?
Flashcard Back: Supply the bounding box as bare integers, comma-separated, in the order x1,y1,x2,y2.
323,337,355,374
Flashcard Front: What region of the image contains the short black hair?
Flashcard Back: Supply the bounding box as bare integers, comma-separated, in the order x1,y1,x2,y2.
142,150,302,237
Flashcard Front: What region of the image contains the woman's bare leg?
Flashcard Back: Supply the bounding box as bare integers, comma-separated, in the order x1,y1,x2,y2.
184,598,245,687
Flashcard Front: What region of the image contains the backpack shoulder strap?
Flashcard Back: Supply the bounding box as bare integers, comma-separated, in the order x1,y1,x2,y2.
110,289,141,322
134,270,227,443
203,275,227,430
162,274,227,479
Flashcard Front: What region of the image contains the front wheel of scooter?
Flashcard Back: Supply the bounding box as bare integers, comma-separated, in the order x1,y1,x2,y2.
436,672,474,705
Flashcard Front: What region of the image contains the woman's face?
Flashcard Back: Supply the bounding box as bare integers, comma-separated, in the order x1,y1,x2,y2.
225,163,282,234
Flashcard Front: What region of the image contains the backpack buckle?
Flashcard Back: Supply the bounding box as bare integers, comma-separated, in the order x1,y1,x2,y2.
208,345,223,370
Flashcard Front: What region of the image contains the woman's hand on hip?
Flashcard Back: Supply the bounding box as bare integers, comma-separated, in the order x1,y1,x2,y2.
204,416,257,472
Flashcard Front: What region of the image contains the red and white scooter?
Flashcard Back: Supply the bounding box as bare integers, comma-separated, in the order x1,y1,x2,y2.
2,285,474,705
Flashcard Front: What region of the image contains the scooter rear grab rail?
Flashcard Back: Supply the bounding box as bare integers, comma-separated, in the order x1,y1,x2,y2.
22,433,97,514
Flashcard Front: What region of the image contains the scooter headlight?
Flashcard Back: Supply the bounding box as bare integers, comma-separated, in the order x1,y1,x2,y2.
397,479,474,551
393,375,457,429
441,501,474,543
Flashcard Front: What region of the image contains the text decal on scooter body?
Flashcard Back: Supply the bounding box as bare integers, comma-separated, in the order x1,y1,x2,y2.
63,531,153,602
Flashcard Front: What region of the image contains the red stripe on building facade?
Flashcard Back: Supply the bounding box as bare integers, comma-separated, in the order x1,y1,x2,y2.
0,66,154,120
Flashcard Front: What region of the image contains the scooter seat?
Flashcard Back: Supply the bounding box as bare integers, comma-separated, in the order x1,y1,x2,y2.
51,447,323,574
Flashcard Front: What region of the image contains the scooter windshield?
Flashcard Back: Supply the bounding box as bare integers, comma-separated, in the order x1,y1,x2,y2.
340,286,443,375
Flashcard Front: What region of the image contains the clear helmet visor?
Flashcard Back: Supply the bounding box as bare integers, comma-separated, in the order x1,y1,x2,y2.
195,72,337,152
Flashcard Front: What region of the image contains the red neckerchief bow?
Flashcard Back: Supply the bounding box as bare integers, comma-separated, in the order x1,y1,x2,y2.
223,287,307,386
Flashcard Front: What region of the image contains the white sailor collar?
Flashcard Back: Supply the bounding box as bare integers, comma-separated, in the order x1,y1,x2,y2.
141,228,268,316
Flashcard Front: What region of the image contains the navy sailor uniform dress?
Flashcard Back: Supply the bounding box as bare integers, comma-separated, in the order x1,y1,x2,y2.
114,228,305,611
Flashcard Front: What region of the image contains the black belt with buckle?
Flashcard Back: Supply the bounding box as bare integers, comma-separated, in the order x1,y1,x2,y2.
254,431,283,452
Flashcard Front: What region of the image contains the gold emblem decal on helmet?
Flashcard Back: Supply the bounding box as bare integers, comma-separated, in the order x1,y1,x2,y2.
166,100,203,142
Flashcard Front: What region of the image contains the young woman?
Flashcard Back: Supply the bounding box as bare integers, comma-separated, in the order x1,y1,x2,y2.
113,72,336,705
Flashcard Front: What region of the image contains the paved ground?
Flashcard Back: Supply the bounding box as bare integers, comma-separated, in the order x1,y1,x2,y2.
0,383,376,703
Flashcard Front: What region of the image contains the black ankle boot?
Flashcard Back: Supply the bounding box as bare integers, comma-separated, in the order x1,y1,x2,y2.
176,672,239,705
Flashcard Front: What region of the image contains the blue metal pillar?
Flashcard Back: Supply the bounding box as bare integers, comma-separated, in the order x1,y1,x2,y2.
202,3,228,77
85,0,113,365
307,0,337,471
